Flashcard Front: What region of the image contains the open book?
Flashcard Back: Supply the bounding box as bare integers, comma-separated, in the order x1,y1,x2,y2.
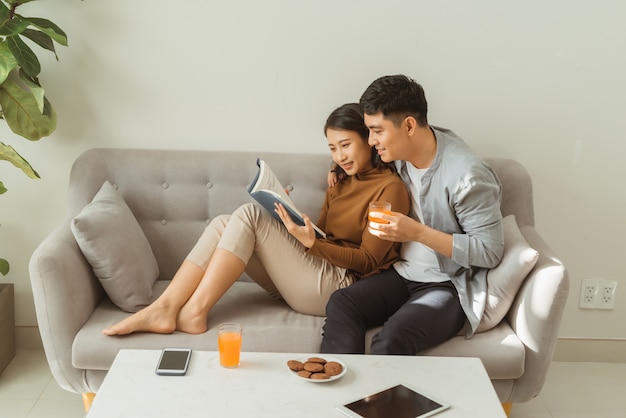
248,158,326,238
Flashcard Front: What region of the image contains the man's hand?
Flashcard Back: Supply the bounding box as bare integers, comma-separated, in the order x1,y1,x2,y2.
327,170,338,188
367,211,420,242
369,211,453,258
274,203,316,248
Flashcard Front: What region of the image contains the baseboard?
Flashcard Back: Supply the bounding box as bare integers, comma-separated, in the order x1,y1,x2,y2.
15,326,43,350
553,337,626,363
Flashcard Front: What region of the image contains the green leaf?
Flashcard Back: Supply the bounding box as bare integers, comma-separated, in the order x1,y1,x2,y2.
22,17,67,46
19,68,44,113
20,28,58,60
7,34,40,77
0,181,7,194
0,14,29,36
0,79,56,140
0,2,9,19
0,140,40,178
0,40,18,85
0,258,9,276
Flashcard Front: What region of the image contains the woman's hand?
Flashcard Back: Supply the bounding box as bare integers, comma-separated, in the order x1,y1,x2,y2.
274,203,316,248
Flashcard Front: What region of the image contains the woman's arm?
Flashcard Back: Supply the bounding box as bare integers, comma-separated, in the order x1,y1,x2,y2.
308,180,411,275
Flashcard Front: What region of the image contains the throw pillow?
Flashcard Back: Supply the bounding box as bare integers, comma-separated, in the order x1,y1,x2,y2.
477,214,539,333
71,180,159,312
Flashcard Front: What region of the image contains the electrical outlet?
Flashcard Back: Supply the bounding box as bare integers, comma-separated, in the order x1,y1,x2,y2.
579,278,599,309
598,280,617,309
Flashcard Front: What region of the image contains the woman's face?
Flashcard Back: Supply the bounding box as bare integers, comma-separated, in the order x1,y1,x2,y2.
326,128,373,176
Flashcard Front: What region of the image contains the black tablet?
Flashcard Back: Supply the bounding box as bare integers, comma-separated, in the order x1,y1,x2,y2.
336,383,450,418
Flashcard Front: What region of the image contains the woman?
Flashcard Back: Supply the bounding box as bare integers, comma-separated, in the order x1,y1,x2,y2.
103,103,410,336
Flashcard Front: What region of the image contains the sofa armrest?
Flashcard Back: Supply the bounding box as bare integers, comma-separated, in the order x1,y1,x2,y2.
504,226,569,403
29,221,104,393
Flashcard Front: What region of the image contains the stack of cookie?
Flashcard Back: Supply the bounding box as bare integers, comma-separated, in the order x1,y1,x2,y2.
287,357,343,380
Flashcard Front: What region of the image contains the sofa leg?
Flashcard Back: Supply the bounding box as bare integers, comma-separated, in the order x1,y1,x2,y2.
502,402,512,416
82,392,96,412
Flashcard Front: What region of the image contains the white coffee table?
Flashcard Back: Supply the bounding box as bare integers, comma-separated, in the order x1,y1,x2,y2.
86,350,505,417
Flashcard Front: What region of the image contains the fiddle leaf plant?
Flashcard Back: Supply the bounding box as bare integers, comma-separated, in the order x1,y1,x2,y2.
0,0,69,275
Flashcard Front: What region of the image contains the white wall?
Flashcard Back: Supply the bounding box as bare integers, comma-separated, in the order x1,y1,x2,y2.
1,0,625,348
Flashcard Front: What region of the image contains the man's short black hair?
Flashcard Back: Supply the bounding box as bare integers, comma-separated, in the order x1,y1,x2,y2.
359,74,428,127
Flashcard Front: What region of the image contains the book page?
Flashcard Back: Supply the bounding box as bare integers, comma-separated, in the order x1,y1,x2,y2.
250,160,298,210
248,159,326,238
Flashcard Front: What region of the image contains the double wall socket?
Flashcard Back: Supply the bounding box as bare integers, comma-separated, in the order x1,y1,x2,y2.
579,278,618,309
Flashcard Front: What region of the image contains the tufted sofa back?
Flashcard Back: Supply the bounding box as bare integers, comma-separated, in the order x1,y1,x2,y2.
68,149,331,281
67,149,534,281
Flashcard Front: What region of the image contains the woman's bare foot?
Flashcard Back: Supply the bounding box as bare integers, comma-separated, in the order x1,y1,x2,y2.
102,305,177,336
175,303,209,334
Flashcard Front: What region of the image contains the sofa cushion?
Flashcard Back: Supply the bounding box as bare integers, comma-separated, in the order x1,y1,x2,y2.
72,281,326,370
70,180,159,312
477,214,539,332
420,322,526,379
364,321,525,379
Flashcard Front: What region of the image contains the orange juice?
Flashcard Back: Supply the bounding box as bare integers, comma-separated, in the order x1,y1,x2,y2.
368,201,392,224
218,324,242,368
368,209,391,224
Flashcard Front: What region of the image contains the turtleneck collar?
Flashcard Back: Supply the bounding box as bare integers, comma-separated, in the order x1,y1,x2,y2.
353,166,389,181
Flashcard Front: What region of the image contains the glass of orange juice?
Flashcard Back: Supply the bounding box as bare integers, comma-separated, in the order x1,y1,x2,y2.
218,323,242,368
368,201,391,224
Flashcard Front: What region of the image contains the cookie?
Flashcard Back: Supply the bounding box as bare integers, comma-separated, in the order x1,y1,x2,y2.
303,362,324,372
324,361,343,376
310,372,331,380
307,357,327,364
297,370,312,378
287,360,304,371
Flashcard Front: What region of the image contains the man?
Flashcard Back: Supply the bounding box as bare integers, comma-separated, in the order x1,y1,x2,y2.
320,75,504,355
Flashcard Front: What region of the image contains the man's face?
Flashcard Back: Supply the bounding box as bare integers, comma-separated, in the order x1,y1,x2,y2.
364,112,407,163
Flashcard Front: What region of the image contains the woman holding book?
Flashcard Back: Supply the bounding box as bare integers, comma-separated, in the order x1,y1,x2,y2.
103,103,410,336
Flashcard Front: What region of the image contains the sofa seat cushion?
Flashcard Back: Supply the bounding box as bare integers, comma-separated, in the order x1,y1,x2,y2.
364,321,525,380
72,281,325,370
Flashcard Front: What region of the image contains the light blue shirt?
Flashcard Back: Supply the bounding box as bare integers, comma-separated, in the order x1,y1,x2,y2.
394,126,504,336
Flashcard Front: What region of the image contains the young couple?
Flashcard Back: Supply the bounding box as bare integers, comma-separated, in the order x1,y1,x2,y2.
105,75,504,356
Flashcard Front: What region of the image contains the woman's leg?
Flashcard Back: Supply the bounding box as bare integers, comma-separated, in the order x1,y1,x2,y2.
102,262,205,335
175,248,245,333
227,204,352,316
183,203,350,317
174,204,287,332
102,215,231,335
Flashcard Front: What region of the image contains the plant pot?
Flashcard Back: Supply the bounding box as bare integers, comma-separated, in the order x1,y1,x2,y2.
0,283,16,374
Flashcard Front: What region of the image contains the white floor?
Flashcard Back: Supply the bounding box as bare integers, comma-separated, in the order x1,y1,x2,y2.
0,350,625,418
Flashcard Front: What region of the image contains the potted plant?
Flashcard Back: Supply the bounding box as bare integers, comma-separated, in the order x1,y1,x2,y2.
0,0,68,275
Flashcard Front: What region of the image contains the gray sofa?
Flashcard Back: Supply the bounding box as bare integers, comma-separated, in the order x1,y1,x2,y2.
29,148,568,405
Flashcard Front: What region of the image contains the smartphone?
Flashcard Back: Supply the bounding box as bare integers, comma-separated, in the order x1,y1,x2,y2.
155,348,192,376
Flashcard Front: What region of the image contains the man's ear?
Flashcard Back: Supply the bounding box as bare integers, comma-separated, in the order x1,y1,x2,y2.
404,116,418,135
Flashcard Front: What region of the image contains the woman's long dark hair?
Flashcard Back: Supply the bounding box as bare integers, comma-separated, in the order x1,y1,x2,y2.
324,103,395,183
